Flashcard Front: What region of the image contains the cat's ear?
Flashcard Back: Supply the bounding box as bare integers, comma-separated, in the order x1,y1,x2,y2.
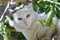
27,3,34,11
8,9,14,14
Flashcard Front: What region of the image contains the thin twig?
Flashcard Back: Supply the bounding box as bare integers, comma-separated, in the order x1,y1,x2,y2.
0,2,10,22
8,6,24,16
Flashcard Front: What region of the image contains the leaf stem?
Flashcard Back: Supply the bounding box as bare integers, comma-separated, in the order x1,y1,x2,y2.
44,0,60,5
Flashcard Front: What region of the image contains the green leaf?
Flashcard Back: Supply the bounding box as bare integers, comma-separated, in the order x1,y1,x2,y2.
33,0,39,11
38,1,45,12
0,22,11,40
51,23,56,29
45,9,54,26
45,5,51,14
39,20,45,27
17,2,24,6
54,5,60,19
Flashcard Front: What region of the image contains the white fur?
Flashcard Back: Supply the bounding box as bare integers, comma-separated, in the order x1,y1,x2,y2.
8,3,56,40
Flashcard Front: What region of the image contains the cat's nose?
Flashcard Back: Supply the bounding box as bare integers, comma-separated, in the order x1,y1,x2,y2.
23,19,27,26
24,21,27,26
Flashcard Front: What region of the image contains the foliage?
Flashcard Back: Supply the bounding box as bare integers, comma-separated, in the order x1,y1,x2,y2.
17,2,25,6
39,19,56,28
0,19,26,40
33,0,60,26
0,22,11,40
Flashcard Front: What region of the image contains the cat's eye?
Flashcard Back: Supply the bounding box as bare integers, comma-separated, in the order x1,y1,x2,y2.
18,18,22,20
26,14,30,18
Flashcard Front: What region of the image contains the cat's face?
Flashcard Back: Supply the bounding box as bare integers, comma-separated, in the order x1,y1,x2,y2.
13,8,38,31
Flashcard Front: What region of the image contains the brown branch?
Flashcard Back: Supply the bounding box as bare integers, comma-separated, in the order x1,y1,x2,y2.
8,6,24,17
8,0,32,17
0,2,10,22
0,0,32,22
8,10,18,16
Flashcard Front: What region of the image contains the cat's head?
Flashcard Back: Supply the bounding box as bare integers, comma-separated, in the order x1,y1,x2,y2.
13,7,38,31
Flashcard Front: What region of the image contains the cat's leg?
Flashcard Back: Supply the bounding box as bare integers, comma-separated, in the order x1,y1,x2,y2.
54,33,60,40
56,36,60,40
41,27,55,40
33,32,43,40
33,27,48,40
54,19,60,40
54,36,60,40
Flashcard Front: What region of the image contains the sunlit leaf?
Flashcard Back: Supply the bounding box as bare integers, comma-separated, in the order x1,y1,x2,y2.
54,5,60,19
45,5,51,14
45,9,54,26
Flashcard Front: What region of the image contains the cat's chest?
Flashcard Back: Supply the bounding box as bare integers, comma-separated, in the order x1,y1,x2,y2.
22,23,43,39
22,23,48,40
22,27,37,39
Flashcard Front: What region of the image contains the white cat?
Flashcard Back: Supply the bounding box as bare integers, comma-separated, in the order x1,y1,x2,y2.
52,16,60,40
6,3,56,40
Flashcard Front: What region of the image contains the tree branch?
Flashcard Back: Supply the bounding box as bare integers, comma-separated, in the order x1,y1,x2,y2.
0,0,32,22
0,2,10,22
10,0,32,16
